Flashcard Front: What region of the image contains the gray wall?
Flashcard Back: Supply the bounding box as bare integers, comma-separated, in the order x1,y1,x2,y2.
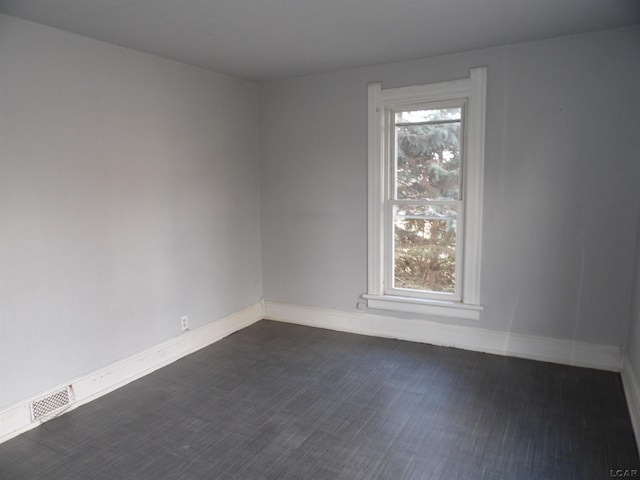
259,26,640,346
626,207,640,381
0,15,262,408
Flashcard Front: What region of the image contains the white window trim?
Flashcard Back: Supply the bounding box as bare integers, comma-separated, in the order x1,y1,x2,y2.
365,67,486,320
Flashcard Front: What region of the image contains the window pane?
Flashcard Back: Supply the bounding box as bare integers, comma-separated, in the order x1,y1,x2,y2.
396,108,461,124
395,108,461,201
393,205,457,293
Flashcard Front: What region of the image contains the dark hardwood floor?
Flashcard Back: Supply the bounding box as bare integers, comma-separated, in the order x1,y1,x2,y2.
1,320,638,479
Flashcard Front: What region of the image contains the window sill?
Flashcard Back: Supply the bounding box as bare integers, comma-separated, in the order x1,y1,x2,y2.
362,294,483,321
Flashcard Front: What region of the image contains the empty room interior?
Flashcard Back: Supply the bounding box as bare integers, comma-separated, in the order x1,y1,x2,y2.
1,1,640,478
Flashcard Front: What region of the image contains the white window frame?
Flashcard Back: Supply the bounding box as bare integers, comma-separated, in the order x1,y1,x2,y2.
364,67,486,320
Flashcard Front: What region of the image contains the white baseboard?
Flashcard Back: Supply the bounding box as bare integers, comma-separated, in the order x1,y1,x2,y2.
265,301,622,371
1,300,625,445
621,352,640,454
0,302,263,444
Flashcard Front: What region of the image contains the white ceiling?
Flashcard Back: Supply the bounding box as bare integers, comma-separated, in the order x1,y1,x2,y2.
1,0,638,81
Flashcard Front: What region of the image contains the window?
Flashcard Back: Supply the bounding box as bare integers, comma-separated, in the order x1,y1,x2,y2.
364,68,486,320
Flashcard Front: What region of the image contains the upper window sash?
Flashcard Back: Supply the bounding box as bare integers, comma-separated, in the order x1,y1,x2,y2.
390,99,466,203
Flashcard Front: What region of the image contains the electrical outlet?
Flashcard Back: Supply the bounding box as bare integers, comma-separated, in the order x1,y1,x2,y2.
180,316,189,332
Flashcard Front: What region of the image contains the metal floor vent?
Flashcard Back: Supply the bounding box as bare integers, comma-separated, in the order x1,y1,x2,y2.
30,386,72,421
